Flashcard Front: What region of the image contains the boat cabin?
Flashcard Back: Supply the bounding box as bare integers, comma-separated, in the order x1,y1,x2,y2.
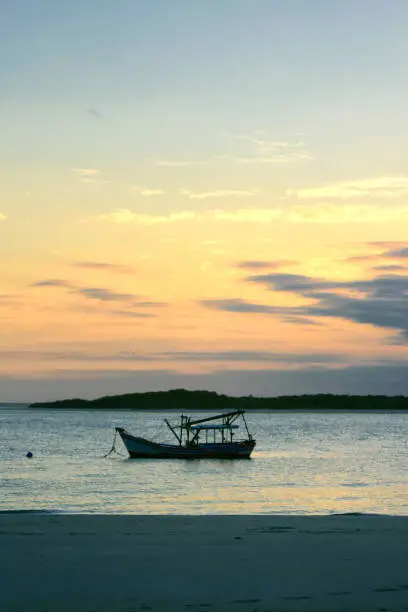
164,410,252,447
190,423,239,444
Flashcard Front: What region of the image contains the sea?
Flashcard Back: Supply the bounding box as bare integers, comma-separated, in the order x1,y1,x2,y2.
1,405,408,515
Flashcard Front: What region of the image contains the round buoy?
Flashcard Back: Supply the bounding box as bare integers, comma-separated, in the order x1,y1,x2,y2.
26,451,33,458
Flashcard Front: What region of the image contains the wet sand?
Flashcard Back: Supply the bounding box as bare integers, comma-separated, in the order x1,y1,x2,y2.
1,513,408,611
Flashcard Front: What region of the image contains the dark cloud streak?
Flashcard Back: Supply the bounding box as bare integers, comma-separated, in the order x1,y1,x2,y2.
31,278,166,317
200,298,281,314
385,247,408,258
31,279,71,287
236,259,298,270
346,243,408,263
3,363,408,402
245,271,408,343
76,287,136,302
0,348,352,364
372,265,407,272
73,261,134,274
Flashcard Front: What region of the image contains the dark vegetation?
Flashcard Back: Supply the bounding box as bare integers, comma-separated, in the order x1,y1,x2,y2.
29,389,408,410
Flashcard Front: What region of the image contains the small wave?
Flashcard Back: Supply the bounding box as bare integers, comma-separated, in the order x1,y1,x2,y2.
330,511,382,517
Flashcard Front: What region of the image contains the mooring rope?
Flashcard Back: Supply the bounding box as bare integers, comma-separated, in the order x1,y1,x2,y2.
102,430,127,458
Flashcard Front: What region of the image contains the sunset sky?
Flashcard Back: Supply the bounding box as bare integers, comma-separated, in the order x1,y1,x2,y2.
1,1,408,401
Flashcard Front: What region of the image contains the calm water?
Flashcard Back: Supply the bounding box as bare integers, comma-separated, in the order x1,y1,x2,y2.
1,406,408,515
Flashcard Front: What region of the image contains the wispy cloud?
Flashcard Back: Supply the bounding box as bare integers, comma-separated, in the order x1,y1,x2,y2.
156,160,207,167
31,279,166,316
109,310,156,318
385,246,408,258
0,213,8,221
132,185,166,197
97,209,137,224
97,207,283,225
200,298,281,314
0,347,350,365
76,287,136,302
288,203,408,224
98,209,197,225
236,260,298,270
287,175,408,200
159,350,348,364
223,132,313,164
180,188,259,200
98,204,402,226
345,244,408,263
71,168,101,177
239,138,313,164
201,298,317,326
368,241,408,249
155,134,312,168
86,108,103,118
372,264,407,272
213,209,281,223
73,262,134,274
31,279,70,288
0,294,21,306
32,279,136,302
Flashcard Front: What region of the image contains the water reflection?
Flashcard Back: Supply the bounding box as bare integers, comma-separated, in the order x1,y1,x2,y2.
1,408,408,514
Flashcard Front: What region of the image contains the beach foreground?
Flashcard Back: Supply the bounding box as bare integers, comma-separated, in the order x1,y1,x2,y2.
2,514,408,611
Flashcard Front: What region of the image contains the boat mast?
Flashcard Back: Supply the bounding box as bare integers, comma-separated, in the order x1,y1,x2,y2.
241,412,252,440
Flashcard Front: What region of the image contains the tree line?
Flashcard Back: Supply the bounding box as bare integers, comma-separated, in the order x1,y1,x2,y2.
30,388,408,410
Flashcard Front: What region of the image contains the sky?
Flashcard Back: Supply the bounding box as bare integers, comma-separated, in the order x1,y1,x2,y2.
1,0,408,401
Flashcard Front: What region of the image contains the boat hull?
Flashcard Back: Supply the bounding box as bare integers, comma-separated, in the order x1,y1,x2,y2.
116,428,255,459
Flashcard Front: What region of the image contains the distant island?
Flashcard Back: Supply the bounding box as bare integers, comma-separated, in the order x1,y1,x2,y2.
29,389,408,410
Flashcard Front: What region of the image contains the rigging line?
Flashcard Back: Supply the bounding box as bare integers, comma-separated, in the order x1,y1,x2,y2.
102,430,127,458
150,420,166,442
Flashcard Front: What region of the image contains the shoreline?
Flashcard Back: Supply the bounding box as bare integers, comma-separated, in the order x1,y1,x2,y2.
2,513,408,611
27,389,408,412
5,404,408,413
0,509,404,515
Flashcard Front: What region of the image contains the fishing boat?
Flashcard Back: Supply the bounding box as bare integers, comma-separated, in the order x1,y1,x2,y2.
115,410,256,459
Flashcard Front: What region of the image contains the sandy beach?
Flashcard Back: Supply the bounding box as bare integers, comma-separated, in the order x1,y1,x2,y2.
2,513,408,611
